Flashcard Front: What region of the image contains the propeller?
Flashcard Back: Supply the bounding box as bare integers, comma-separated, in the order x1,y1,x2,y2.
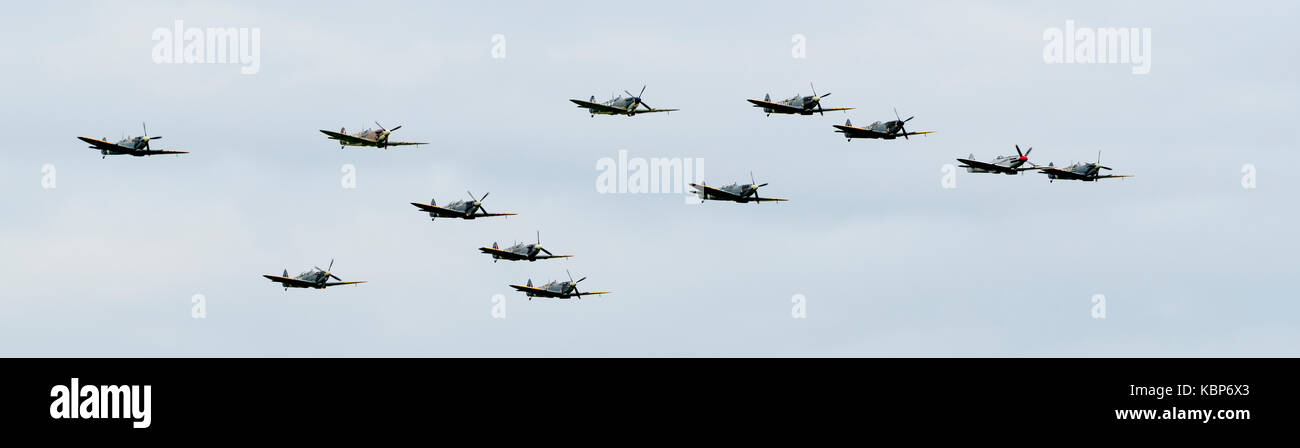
1095,151,1112,174
809,83,831,115
624,85,651,110
565,269,588,297
141,122,162,150
746,171,768,199
314,259,342,283
1015,144,1033,162
375,121,402,144
532,231,554,257
467,191,490,215
893,108,915,140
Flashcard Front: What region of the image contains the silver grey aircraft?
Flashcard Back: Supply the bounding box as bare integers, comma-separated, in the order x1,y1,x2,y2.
262,259,366,290
832,108,935,141
746,83,855,116
410,191,517,221
509,270,609,300
1039,152,1134,183
76,123,188,159
569,86,679,117
957,145,1041,175
319,122,427,149
479,231,573,262
689,172,788,204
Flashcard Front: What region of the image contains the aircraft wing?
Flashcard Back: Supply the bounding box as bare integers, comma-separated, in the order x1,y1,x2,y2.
263,275,317,288
77,137,123,151
383,141,426,147
133,148,189,156
479,247,526,260
319,129,376,145
472,212,518,218
323,281,367,287
1094,174,1134,179
509,284,563,297
1038,167,1090,181
956,158,1016,174
750,196,788,203
832,125,888,138
573,291,610,297
689,183,745,202
901,131,936,137
534,254,574,260
570,99,631,114
410,202,464,217
632,108,679,114
746,99,805,114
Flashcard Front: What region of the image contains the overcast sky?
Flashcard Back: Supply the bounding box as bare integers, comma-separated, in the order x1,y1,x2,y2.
1,1,1296,355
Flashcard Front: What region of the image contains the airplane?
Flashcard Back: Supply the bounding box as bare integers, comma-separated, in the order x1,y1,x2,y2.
262,259,366,290
957,145,1042,175
689,172,788,204
1039,151,1134,183
319,121,426,149
410,191,517,221
509,270,609,300
746,83,855,116
832,108,935,141
479,231,573,262
76,123,188,159
569,85,679,117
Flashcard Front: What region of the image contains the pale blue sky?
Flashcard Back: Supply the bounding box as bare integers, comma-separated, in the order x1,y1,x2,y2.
1,1,1296,355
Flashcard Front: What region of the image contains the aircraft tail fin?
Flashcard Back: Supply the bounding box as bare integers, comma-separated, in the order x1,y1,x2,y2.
845,119,852,126
283,269,288,277
764,93,771,101
527,279,533,287
589,95,595,102
492,242,498,249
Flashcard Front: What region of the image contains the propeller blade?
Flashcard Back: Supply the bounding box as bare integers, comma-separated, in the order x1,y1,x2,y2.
566,269,573,282
330,273,342,281
1099,166,1113,170
576,277,587,283
1015,145,1024,157
375,121,386,130
756,183,769,188
1025,147,1033,157
536,230,541,245
390,125,402,132
540,248,554,256
894,107,901,122
639,85,646,97
328,259,334,272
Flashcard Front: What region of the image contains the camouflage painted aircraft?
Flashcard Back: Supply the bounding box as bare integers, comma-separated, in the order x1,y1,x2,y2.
262,259,366,290
689,172,788,204
76,123,188,159
479,231,573,262
1040,151,1134,183
833,108,935,141
957,145,1041,175
509,270,609,300
319,122,426,149
410,191,517,221
746,83,854,116
569,85,679,117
